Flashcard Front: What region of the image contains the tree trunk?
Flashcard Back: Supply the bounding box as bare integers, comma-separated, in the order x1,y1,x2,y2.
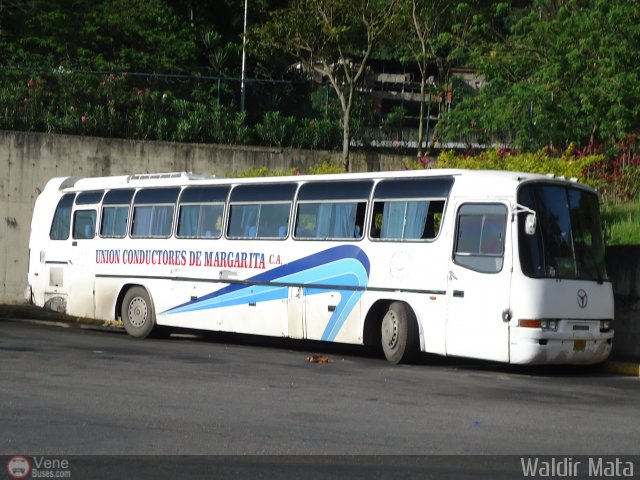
417,79,426,158
342,115,350,172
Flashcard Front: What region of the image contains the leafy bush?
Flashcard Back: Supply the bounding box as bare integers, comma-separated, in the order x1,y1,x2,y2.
601,202,640,245
586,135,640,204
431,147,604,188
292,117,342,150
255,111,296,147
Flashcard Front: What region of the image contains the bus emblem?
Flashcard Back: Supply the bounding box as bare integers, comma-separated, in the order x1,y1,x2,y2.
577,289,588,308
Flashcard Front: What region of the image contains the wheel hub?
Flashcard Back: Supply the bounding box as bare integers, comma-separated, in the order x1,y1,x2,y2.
382,311,398,349
128,297,148,328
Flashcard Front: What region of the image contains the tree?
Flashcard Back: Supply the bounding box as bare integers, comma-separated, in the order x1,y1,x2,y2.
0,0,200,73
252,0,399,170
395,0,476,157
437,0,640,150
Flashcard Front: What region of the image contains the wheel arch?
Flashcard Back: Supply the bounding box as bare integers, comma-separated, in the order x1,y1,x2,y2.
115,283,150,321
363,299,396,347
363,298,424,351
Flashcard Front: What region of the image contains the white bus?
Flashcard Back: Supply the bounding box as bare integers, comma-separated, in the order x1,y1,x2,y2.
25,169,614,365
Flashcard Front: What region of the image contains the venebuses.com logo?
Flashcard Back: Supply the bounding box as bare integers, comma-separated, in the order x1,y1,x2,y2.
6,456,30,479
6,456,71,478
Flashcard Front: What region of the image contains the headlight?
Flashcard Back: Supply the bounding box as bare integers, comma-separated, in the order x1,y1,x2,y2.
518,319,559,331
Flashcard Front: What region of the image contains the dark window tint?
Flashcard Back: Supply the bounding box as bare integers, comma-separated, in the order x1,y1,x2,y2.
134,188,180,204
373,177,453,199
103,189,135,205
297,181,372,201
73,210,97,239
50,194,75,240
180,186,230,203
75,191,104,205
230,184,297,202
518,184,608,281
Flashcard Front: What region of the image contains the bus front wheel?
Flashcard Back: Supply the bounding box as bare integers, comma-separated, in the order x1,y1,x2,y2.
381,302,418,364
122,286,156,338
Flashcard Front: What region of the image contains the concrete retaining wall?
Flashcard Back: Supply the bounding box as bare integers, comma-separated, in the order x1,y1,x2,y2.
606,246,640,361
1,130,638,360
0,130,413,304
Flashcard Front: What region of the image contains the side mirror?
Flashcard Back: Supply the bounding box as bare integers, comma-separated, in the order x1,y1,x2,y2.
525,213,537,235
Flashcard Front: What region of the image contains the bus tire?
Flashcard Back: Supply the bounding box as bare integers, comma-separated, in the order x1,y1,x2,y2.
122,286,156,338
381,301,418,364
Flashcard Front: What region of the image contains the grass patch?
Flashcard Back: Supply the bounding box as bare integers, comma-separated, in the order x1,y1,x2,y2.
601,201,640,246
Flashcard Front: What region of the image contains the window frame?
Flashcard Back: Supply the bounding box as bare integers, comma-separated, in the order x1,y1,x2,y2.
72,209,97,240
453,203,508,274
130,188,180,239
100,189,134,239
49,193,76,241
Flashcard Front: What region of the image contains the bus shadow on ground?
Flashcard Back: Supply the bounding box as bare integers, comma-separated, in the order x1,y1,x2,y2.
1,303,609,378
170,327,607,378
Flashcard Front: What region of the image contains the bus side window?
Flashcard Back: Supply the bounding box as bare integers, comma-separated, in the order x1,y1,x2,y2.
227,183,296,240
453,203,507,273
50,193,75,240
293,201,363,240
100,189,134,238
424,200,445,239
369,177,452,241
131,188,179,238
228,203,291,239
101,206,129,237
177,186,229,239
177,203,224,238
73,210,97,239
370,200,442,240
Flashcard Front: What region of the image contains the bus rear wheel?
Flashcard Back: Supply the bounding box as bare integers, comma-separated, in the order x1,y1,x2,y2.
381,301,418,364
122,286,156,338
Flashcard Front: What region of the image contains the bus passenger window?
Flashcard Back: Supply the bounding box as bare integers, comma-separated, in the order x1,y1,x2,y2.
73,210,97,239
131,205,174,238
227,203,291,239
101,206,129,237
131,188,179,238
177,203,224,239
370,200,443,241
50,194,75,240
293,202,364,240
100,189,134,238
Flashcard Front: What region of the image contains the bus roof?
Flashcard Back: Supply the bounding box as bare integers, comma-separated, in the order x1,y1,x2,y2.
48,168,595,196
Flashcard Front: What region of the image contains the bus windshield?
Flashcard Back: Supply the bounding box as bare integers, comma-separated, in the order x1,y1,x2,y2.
518,183,608,282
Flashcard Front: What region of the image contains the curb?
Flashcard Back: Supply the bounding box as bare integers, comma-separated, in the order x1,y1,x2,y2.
600,361,640,377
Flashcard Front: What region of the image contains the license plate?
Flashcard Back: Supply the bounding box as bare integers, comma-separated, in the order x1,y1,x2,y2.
574,340,586,351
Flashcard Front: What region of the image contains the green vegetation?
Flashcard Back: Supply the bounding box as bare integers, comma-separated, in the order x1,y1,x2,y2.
413,147,640,246
1,0,639,243
601,203,640,246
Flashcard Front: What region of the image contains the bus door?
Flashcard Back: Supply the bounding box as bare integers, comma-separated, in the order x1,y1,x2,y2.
40,193,76,313
65,205,98,318
446,202,512,362
288,286,305,339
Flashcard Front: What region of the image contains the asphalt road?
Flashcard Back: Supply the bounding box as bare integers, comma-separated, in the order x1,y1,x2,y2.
1,317,639,478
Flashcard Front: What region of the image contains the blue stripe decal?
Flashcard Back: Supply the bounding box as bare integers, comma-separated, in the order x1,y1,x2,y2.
162,245,370,341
